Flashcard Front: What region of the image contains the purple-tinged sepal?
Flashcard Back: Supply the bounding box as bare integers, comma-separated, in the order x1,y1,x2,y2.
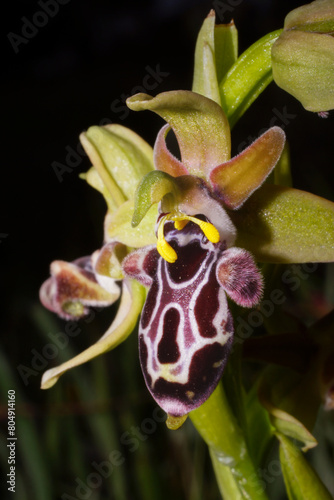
39,256,120,320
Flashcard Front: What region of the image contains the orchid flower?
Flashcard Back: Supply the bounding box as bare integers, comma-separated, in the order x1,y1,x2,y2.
39,87,285,410
122,89,285,420
37,8,334,499
39,11,334,429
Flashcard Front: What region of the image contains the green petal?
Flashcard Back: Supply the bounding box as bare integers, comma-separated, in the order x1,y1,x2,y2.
105,200,158,247
210,127,285,209
230,184,334,263
220,30,282,128
41,279,145,389
80,124,153,206
277,433,333,500
131,170,181,227
192,10,221,105
127,90,231,177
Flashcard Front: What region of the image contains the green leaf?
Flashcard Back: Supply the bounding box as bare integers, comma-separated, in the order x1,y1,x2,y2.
220,30,282,128
230,184,334,263
127,90,231,177
244,384,274,467
277,433,333,500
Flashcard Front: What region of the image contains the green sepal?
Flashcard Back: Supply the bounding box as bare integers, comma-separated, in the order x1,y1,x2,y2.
220,30,282,128
214,21,238,84
230,184,334,263
277,433,333,500
192,11,238,105
80,124,153,208
192,10,221,105
127,90,231,176
131,170,181,227
272,30,334,112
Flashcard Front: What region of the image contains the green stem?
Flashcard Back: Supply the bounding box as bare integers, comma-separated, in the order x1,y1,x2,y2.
190,382,268,500
210,449,243,500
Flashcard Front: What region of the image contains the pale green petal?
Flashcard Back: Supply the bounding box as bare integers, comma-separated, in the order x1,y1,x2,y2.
131,170,182,227
210,127,285,209
41,280,145,389
153,124,189,177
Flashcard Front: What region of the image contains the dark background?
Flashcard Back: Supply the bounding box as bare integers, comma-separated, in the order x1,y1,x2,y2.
2,1,334,499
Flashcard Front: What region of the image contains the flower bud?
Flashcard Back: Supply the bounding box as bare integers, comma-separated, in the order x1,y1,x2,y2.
272,0,334,112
